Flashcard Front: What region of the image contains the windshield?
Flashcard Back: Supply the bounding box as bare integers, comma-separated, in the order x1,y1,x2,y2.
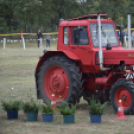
89,24,119,47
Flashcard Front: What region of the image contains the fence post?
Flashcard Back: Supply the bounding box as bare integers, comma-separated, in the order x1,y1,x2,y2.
22,37,25,49
40,38,42,48
128,14,131,49
3,38,6,49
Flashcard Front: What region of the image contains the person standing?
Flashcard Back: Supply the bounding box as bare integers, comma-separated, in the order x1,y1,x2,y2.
37,30,43,48
45,35,50,47
117,31,120,40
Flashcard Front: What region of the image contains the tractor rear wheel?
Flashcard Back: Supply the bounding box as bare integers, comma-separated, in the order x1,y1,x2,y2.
37,56,83,106
109,80,134,115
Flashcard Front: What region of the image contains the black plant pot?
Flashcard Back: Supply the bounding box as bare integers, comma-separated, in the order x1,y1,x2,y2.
7,110,18,120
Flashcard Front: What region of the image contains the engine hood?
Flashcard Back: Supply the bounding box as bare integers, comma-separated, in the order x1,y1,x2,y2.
103,49,134,64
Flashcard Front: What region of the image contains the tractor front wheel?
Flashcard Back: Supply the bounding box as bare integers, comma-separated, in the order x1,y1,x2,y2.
37,56,83,106
109,80,134,115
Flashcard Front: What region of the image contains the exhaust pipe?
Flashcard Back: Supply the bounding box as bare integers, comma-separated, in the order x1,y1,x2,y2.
127,13,131,49
97,14,110,71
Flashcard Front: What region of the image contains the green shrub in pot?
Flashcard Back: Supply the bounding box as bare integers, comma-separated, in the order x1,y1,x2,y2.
88,96,108,123
22,98,39,121
41,102,55,122
58,102,79,123
1,100,20,119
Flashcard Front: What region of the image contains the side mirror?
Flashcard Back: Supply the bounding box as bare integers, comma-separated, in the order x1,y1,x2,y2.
106,43,112,50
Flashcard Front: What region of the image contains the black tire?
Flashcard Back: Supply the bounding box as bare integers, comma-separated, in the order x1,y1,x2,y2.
109,80,134,115
37,56,83,105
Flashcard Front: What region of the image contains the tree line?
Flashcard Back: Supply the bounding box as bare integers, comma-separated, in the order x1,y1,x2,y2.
0,0,134,34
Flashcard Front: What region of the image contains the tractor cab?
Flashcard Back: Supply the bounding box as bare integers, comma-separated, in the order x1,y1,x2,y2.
57,14,120,51
57,14,121,73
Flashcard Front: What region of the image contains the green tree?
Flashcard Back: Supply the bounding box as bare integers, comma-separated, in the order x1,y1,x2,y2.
94,0,127,26
76,0,95,15
0,0,134,34
13,0,43,32
128,0,134,27
0,0,17,33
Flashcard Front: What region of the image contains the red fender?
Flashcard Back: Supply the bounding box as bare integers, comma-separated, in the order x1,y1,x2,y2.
63,51,80,60
35,50,80,71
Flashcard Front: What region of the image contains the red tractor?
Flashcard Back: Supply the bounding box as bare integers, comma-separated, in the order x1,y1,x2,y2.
35,14,134,114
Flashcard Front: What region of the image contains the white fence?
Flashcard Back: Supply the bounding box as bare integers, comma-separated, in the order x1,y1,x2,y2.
1,36,133,49
1,38,57,49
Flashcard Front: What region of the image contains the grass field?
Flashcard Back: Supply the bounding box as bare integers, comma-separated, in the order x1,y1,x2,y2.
0,41,134,134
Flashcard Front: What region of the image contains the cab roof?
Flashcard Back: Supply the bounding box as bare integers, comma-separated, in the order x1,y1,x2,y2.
67,14,107,21
59,19,114,27
59,14,115,27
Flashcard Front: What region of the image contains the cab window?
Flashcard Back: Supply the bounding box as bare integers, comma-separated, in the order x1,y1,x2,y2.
64,27,70,45
89,24,119,47
72,26,89,45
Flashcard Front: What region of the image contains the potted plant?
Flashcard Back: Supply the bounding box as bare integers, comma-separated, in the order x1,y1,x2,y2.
1,100,20,120
58,102,78,124
88,96,108,123
22,98,39,121
41,103,55,122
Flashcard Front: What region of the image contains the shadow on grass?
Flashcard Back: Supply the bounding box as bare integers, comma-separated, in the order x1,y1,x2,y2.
77,103,88,110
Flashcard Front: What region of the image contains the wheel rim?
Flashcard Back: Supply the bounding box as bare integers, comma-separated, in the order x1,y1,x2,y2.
44,65,69,102
115,88,132,109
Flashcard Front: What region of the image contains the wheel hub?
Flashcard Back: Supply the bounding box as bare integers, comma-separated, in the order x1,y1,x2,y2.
50,75,65,94
115,88,132,109
121,95,127,102
52,77,60,89
44,66,69,102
